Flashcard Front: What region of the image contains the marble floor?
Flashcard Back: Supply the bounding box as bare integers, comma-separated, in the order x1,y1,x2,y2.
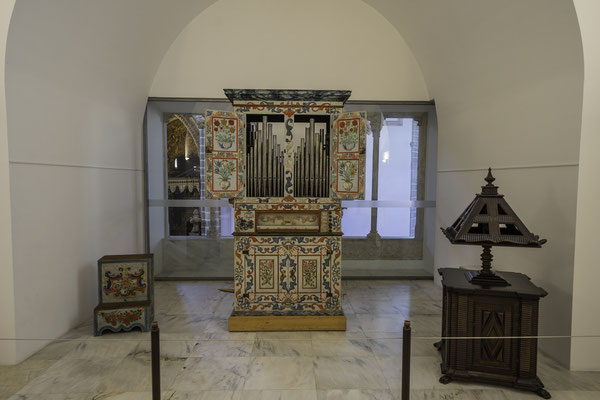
2,280,600,400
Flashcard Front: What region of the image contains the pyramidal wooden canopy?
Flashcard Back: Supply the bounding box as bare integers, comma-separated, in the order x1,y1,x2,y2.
441,168,546,286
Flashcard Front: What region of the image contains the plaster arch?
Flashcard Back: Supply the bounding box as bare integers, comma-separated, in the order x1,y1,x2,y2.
149,0,429,100
1,0,590,368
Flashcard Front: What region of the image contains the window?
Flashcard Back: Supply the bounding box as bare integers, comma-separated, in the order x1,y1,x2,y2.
341,114,427,239
164,113,233,238
377,117,419,238
146,101,436,278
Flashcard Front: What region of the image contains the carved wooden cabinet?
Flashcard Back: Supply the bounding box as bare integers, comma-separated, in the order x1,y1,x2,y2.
438,268,550,399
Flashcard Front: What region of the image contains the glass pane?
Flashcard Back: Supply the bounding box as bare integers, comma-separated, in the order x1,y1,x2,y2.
168,207,201,237
341,131,373,237
377,118,415,238
166,116,201,201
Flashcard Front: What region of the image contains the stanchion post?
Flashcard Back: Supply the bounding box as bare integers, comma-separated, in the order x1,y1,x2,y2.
151,321,160,400
402,320,411,400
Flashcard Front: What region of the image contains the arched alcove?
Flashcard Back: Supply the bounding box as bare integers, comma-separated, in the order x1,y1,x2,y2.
150,0,429,100
1,0,591,369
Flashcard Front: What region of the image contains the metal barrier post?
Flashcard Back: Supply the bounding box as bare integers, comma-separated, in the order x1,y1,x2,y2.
151,321,160,400
402,320,411,400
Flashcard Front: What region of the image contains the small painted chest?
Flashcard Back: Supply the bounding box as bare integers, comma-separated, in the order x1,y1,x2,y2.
93,254,154,336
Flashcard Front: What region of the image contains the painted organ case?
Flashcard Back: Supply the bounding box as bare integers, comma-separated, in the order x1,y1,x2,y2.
206,89,366,330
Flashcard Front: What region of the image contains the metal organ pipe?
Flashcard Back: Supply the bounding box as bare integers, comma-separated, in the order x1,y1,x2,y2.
308,118,317,196
246,117,331,197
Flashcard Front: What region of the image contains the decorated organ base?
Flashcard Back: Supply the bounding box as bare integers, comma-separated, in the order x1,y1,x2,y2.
205,89,366,331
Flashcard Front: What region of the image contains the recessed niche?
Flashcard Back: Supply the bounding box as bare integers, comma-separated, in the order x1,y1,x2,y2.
479,204,488,215
498,204,508,215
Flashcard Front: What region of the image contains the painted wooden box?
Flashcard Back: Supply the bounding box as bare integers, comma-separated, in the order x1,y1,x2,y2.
93,254,154,336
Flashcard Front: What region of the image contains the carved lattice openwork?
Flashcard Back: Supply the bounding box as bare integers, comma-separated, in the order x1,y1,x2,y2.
441,169,547,286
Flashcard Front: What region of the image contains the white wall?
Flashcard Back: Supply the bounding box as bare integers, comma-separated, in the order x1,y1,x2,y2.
365,0,584,366
0,0,16,366
4,0,217,362
571,0,600,371
150,0,429,101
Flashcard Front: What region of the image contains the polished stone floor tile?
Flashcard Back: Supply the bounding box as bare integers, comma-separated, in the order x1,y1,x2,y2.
93,356,184,393
256,332,312,340
26,340,80,361
4,280,600,400
0,360,56,388
313,356,387,390
310,331,367,340
168,357,250,391
7,393,92,400
312,338,374,357
15,359,110,394
349,300,405,315
378,356,500,392
1,386,21,400
243,357,315,390
397,388,510,400
537,354,600,391
405,316,442,338
193,340,254,357
548,392,600,400
232,389,318,400
317,389,395,399
356,314,406,333
62,339,140,360
368,338,404,356
130,338,195,360
377,356,444,391
168,391,234,400
251,339,313,357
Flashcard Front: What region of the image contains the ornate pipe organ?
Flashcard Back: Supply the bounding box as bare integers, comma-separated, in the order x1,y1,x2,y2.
205,89,366,330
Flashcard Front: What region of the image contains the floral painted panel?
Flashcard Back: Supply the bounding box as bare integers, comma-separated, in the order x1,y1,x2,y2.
205,110,245,198
331,111,366,200
301,258,319,290
94,305,150,335
258,258,276,290
336,159,360,194
211,116,239,152
211,157,239,192
101,262,148,303
234,235,341,313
